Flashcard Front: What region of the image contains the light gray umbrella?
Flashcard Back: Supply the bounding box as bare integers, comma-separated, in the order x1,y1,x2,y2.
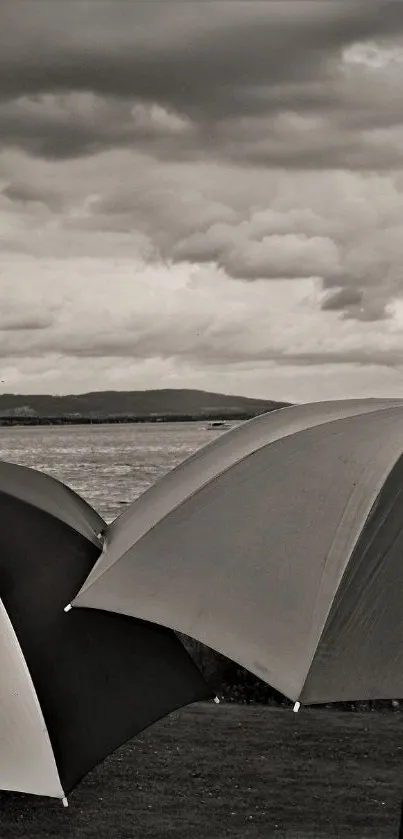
71,397,403,707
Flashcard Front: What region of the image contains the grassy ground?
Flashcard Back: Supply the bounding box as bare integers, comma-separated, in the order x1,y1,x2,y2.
2,703,403,838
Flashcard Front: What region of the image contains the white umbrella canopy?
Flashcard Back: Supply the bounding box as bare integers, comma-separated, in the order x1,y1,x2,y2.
72,398,403,705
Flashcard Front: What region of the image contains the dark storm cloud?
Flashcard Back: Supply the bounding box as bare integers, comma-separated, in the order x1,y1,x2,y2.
0,97,125,161
0,314,53,331
0,95,195,161
1,2,402,106
321,287,364,311
272,349,403,368
1,179,63,211
321,288,390,322
0,2,403,164
3,183,45,204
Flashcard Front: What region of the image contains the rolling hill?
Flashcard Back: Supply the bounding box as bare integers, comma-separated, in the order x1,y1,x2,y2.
0,389,290,423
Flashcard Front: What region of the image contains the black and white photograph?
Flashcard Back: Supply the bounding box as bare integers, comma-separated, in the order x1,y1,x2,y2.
1,2,403,837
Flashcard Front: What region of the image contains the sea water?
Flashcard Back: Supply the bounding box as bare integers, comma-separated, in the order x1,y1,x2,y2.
0,421,219,523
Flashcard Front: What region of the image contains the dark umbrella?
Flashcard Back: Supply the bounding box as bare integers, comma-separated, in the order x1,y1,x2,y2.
0,459,212,803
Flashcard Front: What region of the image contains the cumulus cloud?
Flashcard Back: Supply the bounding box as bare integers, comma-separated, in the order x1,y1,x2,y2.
1,252,402,379
173,229,341,282
156,168,403,322
3,142,403,326
1,2,403,399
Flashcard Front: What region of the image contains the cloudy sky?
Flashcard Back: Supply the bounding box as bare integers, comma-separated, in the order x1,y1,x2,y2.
1,1,403,401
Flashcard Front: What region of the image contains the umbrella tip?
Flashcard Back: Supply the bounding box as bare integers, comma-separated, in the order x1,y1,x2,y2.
64,604,72,613
62,797,69,808
214,696,220,704
293,702,301,713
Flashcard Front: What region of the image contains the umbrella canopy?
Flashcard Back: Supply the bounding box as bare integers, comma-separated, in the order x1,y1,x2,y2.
0,460,211,802
72,398,403,706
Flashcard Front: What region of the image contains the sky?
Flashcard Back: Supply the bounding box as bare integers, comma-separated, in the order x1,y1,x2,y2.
1,1,403,402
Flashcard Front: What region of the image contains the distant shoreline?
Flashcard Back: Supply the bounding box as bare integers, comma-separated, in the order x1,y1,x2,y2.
0,412,267,427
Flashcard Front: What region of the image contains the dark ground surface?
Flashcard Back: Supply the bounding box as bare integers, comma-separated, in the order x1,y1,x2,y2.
1,703,403,839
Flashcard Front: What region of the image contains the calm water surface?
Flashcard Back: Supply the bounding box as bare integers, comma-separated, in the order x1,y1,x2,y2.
0,422,224,523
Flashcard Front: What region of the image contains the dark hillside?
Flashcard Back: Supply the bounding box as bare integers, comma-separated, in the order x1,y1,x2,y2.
0,388,290,421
